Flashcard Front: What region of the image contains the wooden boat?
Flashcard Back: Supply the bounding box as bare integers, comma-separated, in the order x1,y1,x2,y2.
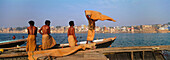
0,37,116,59
53,37,117,48
0,39,27,48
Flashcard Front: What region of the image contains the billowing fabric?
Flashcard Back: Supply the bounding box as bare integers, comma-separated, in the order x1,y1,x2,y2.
28,43,96,60
26,35,36,51
68,35,76,47
85,10,116,41
87,30,95,41
85,10,116,22
42,34,56,50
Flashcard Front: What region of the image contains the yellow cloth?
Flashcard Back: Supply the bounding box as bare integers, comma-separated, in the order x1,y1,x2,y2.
28,43,96,60
87,30,95,41
0,49,4,53
68,35,76,47
42,34,56,50
26,35,36,51
85,10,116,41
85,10,116,22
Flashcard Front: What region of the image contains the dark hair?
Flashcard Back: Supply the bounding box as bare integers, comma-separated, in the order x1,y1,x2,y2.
28,20,34,26
69,21,74,26
45,20,51,25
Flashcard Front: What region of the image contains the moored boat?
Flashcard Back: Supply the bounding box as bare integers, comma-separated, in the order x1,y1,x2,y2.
0,39,27,48
0,37,116,59
55,37,117,48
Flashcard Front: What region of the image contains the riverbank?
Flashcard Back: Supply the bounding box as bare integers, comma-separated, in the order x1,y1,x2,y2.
0,30,170,34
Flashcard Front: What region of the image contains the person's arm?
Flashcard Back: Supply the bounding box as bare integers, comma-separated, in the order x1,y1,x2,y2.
48,27,51,34
35,27,38,37
39,27,43,35
86,15,90,20
67,28,70,37
72,28,78,42
27,27,29,34
87,15,98,21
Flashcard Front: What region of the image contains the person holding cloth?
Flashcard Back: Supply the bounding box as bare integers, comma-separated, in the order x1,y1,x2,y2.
39,20,56,50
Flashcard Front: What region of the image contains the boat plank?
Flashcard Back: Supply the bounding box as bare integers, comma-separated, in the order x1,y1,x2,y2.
90,45,170,51
133,52,142,60
153,52,165,60
79,45,170,53
0,52,27,58
0,45,168,60
144,51,156,60
105,53,117,60
116,52,131,60
54,52,107,60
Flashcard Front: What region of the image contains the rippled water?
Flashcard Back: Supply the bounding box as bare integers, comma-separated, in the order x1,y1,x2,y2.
0,33,170,47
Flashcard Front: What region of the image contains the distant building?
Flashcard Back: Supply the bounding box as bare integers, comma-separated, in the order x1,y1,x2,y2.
168,25,170,31
104,26,106,30
127,27,130,32
110,28,115,33
1,23,170,33
121,26,127,32
159,27,168,30
156,24,162,28
142,25,152,29
131,26,134,33
95,26,101,32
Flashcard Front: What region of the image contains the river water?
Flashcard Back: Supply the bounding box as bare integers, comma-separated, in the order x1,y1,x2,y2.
0,33,169,47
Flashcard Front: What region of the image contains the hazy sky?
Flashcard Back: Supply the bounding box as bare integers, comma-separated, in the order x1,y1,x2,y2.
0,0,170,27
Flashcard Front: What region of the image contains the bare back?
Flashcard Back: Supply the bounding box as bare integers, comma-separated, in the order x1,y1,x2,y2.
39,25,50,35
67,26,77,42
27,26,37,35
68,27,74,35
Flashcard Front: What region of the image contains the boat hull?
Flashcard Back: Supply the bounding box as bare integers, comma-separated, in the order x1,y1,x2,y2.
52,37,116,48
0,39,27,48
96,39,114,48
0,37,116,59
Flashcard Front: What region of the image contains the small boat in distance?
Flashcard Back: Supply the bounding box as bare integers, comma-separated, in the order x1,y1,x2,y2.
0,39,27,48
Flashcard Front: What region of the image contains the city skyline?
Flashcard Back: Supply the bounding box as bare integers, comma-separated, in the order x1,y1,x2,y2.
0,0,170,27
0,23,169,33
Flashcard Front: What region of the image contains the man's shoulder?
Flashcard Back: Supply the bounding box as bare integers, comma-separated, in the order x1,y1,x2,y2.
41,25,46,28
42,25,49,27
41,25,50,29
70,27,75,30
33,26,37,29
27,26,31,29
